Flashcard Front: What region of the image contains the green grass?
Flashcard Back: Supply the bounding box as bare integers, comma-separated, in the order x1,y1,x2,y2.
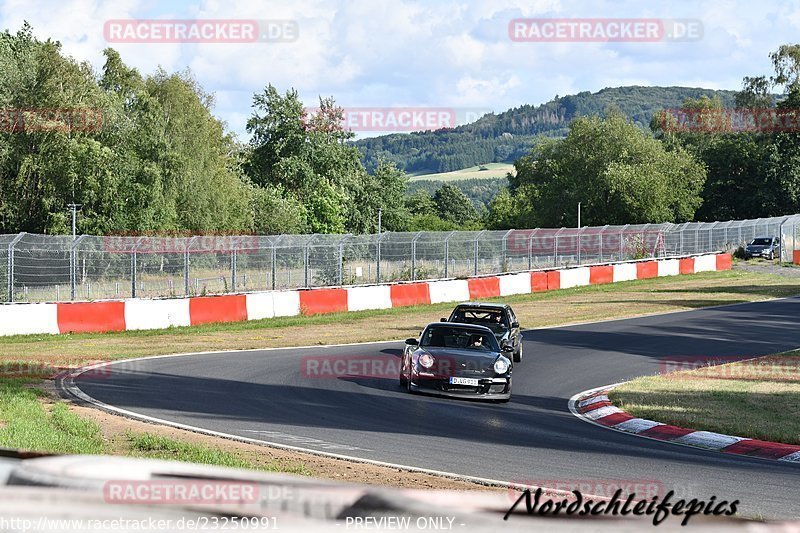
408,162,515,182
610,350,800,445
0,378,311,474
126,432,310,475
0,378,106,454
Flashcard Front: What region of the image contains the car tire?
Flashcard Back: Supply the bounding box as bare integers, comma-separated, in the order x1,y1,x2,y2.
399,356,408,387
513,342,522,363
769,252,774,261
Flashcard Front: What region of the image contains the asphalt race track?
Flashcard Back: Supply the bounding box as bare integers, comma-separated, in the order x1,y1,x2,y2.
72,297,800,519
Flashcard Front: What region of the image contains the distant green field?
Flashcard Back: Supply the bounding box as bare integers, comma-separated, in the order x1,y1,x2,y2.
409,163,515,182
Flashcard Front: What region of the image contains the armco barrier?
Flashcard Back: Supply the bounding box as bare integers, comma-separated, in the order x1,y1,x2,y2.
612,262,637,282
125,299,191,331
499,272,531,296
531,272,548,292
0,303,59,336
189,295,247,325
58,301,126,333
346,285,392,312
299,288,348,315
468,277,500,299
589,265,614,285
429,279,470,304
389,283,430,307
0,253,731,336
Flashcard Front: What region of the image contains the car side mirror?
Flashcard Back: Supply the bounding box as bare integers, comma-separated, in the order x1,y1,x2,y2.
405,338,419,346
511,321,520,329
502,345,514,353
440,317,447,322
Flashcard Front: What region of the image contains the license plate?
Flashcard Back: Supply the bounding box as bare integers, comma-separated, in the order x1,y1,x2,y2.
449,377,479,386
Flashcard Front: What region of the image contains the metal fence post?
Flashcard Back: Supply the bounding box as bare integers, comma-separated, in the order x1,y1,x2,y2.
184,237,195,296
231,245,237,293
131,237,143,298
304,243,310,288
7,233,24,302
443,231,455,278
474,230,486,276
376,235,381,283
70,235,86,300
501,229,513,272
131,251,137,298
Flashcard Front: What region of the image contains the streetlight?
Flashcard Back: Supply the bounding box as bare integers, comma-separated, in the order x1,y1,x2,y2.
67,204,82,240
577,202,581,228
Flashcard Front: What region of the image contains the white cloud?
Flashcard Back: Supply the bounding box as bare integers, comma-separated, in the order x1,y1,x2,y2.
2,0,798,139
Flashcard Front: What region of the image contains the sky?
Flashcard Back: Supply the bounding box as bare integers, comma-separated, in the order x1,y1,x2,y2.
3,0,799,140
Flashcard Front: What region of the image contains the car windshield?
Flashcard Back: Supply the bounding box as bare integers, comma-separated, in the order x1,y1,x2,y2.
420,326,501,352
750,238,773,246
451,308,507,333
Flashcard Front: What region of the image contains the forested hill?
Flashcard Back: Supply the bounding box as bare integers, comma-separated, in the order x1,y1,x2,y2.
355,86,738,174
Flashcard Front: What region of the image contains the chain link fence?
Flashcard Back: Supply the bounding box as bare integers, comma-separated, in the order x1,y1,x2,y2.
1,214,795,303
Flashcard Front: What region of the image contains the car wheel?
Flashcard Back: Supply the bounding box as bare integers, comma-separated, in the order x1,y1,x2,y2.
399,357,409,387
513,342,522,363
769,251,775,261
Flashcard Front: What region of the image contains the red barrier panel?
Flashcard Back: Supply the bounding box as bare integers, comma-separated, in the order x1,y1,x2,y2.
679,257,695,275
794,250,800,266
467,277,500,299
57,301,126,333
189,295,247,325
299,288,348,316
589,265,614,285
389,283,431,307
546,270,561,290
715,253,731,271
531,272,548,292
636,261,658,279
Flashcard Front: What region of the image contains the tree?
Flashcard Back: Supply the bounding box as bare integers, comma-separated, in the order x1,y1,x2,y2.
433,183,478,224
509,113,706,227
245,86,372,234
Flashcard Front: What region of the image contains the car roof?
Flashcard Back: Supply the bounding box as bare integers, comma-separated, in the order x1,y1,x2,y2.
426,322,495,334
453,302,509,310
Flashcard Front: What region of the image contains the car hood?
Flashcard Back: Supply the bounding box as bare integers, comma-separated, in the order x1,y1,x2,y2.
418,347,502,375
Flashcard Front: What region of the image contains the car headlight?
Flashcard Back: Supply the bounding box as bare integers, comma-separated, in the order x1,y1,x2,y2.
418,353,435,369
494,358,510,374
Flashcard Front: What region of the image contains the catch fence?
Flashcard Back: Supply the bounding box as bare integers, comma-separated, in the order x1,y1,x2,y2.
1,215,795,303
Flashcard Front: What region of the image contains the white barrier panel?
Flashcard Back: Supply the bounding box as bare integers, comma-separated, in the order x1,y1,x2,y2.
347,285,392,311
0,303,59,336
246,292,275,320
125,298,191,331
613,263,637,282
499,273,531,296
559,267,591,288
272,290,301,317
694,254,718,273
428,280,470,304
657,259,680,277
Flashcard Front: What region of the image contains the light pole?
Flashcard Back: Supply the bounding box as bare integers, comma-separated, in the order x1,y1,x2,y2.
67,204,82,240
577,202,581,229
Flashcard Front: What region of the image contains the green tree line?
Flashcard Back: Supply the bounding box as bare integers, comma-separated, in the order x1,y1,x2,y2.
2,23,800,235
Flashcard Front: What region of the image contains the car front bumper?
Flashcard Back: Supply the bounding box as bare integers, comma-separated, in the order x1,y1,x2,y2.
410,375,511,400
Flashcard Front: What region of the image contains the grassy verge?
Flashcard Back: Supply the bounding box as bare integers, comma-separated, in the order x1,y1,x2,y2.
610,350,800,445
0,377,310,472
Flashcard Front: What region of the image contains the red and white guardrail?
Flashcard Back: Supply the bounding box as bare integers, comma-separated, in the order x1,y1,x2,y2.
0,253,731,337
